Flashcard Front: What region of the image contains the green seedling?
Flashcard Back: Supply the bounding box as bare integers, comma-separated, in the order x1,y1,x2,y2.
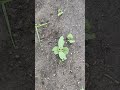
0,0,15,47
35,23,48,43
35,25,41,43
35,23,48,28
67,33,75,43
52,36,69,61
58,8,63,16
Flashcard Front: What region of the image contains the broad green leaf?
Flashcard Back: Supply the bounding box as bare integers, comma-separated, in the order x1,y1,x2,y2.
58,36,64,48
58,8,63,16
59,52,67,61
67,33,74,40
86,33,95,40
52,46,59,55
63,47,69,55
68,40,75,43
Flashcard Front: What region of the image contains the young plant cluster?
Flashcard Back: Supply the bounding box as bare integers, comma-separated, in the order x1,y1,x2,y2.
52,33,75,61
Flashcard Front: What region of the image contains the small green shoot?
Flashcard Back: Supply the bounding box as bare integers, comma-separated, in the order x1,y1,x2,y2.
52,36,69,61
35,25,41,43
58,8,63,16
67,33,75,43
35,23,48,43
35,23,48,28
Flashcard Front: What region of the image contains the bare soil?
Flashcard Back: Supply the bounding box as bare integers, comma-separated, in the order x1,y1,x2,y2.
86,0,120,90
35,0,85,90
0,0,34,90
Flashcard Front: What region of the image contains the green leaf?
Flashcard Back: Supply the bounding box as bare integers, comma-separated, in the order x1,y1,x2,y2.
59,52,67,61
86,33,95,40
58,8,63,16
67,33,75,43
58,36,64,48
68,40,75,43
67,33,74,40
63,47,69,55
52,46,59,55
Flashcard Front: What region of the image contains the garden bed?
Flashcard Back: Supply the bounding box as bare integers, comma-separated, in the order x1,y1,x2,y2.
35,0,85,90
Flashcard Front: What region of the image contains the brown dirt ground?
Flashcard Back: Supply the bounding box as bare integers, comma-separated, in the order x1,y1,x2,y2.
35,0,85,90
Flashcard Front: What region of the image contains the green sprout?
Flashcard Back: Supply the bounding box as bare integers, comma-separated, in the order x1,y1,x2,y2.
52,36,69,61
35,23,47,28
35,25,41,43
0,0,15,47
67,33,75,43
35,23,48,43
58,8,63,16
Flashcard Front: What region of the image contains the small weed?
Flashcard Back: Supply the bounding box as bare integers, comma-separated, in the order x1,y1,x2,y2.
52,33,75,61
52,36,69,61
67,33,75,43
0,0,15,47
35,23,48,44
58,8,63,17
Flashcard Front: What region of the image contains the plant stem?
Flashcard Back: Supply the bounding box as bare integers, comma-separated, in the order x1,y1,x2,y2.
35,27,41,43
38,23,47,27
2,3,15,47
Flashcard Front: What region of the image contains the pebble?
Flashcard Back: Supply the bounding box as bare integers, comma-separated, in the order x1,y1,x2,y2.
69,70,73,73
53,74,56,77
78,81,80,84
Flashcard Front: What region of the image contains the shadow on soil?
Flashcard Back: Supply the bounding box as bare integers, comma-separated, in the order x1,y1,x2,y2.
86,0,120,90
0,0,34,90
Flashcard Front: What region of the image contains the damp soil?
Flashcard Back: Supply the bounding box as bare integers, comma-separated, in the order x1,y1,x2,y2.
0,0,34,90
86,0,120,90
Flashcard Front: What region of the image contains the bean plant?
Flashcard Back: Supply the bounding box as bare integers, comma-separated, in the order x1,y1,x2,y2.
52,33,75,61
